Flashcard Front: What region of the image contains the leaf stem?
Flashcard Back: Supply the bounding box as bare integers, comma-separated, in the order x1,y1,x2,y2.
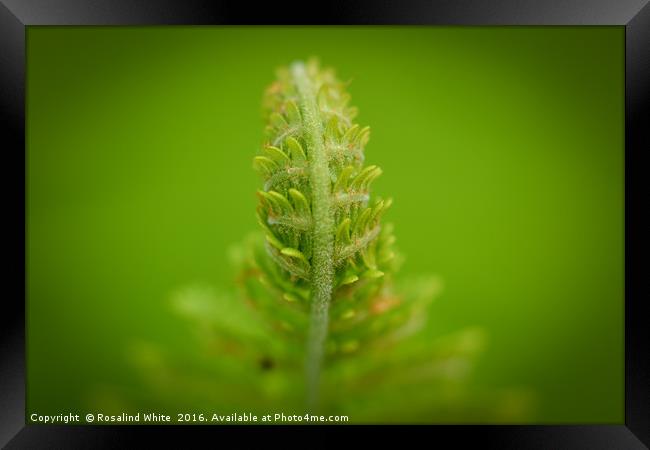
291,61,335,411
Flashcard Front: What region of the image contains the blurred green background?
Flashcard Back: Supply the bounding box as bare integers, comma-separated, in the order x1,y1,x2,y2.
26,26,624,423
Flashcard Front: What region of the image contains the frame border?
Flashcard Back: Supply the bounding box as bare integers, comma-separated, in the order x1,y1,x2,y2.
1,1,648,447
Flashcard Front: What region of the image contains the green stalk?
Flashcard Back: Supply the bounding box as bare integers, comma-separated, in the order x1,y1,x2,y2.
291,62,335,411
254,60,394,412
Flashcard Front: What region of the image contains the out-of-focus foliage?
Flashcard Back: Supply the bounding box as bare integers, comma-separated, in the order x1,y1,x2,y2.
115,237,533,422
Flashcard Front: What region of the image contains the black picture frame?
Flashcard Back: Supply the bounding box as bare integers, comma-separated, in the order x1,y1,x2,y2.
1,1,648,447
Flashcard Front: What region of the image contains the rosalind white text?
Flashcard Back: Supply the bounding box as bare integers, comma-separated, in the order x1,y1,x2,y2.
92,412,171,423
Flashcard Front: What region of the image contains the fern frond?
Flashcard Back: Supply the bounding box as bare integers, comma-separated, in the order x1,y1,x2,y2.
252,59,401,409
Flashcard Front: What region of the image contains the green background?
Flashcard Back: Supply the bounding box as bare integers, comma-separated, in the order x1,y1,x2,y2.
26,26,624,423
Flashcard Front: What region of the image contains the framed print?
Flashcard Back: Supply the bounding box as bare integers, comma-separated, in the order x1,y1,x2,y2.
1,0,648,447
